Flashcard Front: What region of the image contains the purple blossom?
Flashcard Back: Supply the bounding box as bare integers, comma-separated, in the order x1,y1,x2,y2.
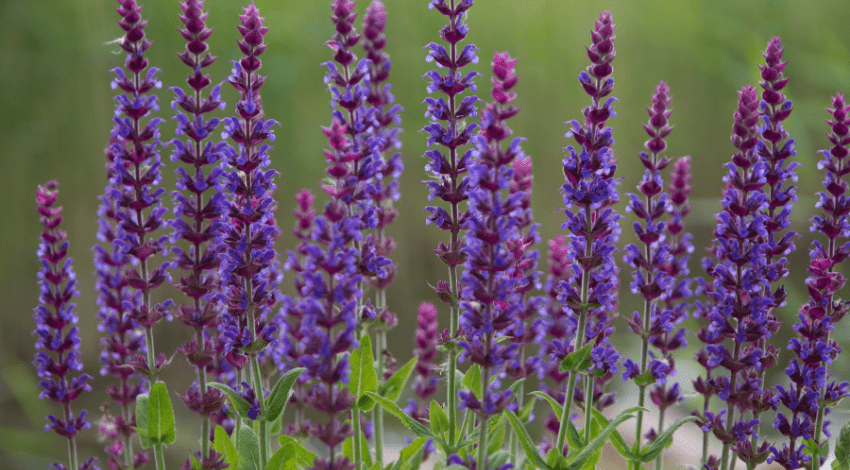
168,2,228,455
34,181,96,469
108,0,171,381
217,2,280,373
407,302,440,422
769,93,850,469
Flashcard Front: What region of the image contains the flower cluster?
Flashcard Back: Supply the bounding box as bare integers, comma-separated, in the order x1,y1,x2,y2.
168,0,229,466
768,94,850,469
108,0,171,380
217,2,280,374
34,181,97,470
407,302,441,422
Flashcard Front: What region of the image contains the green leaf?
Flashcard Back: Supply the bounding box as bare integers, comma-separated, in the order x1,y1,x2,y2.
546,448,568,470
237,424,261,470
834,421,850,470
147,382,176,445
505,411,552,470
531,391,582,448
632,370,656,388
517,396,535,423
214,425,238,468
462,365,481,394
559,341,594,373
209,382,253,419
189,453,203,470
565,407,642,470
350,335,379,411
389,438,428,470
430,400,450,435
589,408,634,461
267,444,296,470
278,435,316,468
487,415,506,455
638,415,700,463
266,368,305,422
365,392,439,442
134,393,152,449
380,357,416,403
488,450,511,469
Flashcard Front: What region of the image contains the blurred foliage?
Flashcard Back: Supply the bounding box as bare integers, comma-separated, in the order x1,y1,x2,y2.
2,0,850,468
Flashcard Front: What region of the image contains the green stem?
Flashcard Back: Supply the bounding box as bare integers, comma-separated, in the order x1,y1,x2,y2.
701,373,712,467
196,327,210,457
67,434,79,470
374,325,386,465
353,402,362,470
154,442,166,470
509,358,525,464
584,375,594,444
476,362,491,470
448,264,460,445
655,407,665,470
720,342,741,470
251,355,267,469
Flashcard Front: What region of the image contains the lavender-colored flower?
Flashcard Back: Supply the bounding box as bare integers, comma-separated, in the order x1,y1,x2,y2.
34,181,96,470
94,136,148,470
698,84,779,468
406,302,440,422
217,2,280,374
621,82,690,454
108,0,171,380
551,11,622,454
168,0,228,459
769,94,850,469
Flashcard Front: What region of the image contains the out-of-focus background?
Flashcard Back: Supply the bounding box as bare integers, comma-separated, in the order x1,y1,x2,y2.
3,0,850,468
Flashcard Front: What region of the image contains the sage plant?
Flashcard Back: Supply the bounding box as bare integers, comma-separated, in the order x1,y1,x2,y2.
422,0,479,449
34,181,98,470
168,0,228,465
769,94,850,470
553,10,622,454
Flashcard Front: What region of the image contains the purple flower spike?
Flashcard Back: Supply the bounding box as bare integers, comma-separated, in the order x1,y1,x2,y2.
34,181,96,469
550,11,621,456
769,94,850,469
407,302,440,423
218,2,280,375
168,0,228,456
109,0,171,381
622,82,690,462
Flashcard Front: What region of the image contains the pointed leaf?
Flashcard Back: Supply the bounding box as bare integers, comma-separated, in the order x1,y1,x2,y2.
389,438,428,470
559,341,594,373
532,391,582,448
488,450,511,469
134,393,152,449
638,415,700,462
214,425,238,468
487,415,506,455
365,392,439,442
278,435,316,468
237,424,261,470
350,335,379,411
589,408,634,461
505,411,552,470
380,357,416,403
189,454,204,470
430,400,450,435
147,382,176,445
267,444,296,470
565,407,642,470
834,421,850,470
209,382,253,419
266,368,305,422
463,365,481,394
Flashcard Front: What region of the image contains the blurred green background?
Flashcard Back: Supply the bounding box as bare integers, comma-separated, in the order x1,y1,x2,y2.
3,0,850,468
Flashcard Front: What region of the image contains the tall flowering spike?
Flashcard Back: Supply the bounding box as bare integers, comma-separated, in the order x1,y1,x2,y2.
621,82,689,458
169,0,228,464
34,181,95,470
406,302,441,422
697,85,777,469
552,11,621,455
109,0,171,380
94,136,149,470
422,0,479,450
218,2,279,385
769,94,850,470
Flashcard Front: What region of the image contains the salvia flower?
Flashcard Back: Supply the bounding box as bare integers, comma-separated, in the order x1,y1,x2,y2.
621,82,689,456
168,0,229,460
217,2,280,375
422,0,479,450
94,136,148,470
769,94,850,469
34,181,96,470
551,11,622,455
698,84,778,469
407,302,441,422
109,0,171,380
